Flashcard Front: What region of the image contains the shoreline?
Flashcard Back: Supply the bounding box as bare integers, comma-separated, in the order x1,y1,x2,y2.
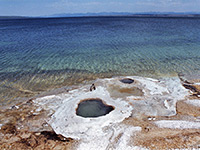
1,73,200,149
0,71,180,108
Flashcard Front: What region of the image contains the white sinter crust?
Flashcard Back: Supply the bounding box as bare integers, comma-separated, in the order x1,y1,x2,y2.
33,76,191,149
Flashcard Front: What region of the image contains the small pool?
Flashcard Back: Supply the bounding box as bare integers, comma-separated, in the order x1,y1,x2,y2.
120,78,134,84
76,98,114,118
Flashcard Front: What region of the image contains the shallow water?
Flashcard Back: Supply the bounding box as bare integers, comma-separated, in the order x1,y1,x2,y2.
0,17,200,104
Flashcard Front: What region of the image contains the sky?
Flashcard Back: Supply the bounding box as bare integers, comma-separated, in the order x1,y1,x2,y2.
0,0,200,16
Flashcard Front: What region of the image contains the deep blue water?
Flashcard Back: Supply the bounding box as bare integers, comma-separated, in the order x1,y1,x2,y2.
0,17,200,104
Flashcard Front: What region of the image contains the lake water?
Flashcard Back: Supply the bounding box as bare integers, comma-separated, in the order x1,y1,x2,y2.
0,17,200,104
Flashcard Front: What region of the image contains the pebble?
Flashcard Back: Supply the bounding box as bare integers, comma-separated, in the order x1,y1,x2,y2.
35,132,41,136
20,133,31,139
148,117,156,121
10,105,19,109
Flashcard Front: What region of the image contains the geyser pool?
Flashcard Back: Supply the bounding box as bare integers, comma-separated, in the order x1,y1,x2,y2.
120,78,134,84
76,98,114,118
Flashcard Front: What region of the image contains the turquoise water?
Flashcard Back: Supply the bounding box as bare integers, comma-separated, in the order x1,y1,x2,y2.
0,17,200,104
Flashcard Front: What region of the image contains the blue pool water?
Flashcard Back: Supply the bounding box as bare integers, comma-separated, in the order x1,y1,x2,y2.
0,17,200,104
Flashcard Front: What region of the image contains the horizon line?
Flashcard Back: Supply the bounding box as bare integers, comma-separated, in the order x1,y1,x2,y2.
1,11,200,18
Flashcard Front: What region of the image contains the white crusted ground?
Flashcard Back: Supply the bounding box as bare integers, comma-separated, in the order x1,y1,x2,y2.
33,76,191,149
77,124,142,150
49,86,133,140
185,99,200,107
154,120,200,129
122,76,188,116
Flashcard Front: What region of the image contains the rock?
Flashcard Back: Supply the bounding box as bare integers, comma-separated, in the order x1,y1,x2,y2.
0,123,16,134
35,144,45,150
46,140,56,149
7,136,20,143
20,132,31,139
35,132,41,136
27,135,37,147
53,144,66,150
